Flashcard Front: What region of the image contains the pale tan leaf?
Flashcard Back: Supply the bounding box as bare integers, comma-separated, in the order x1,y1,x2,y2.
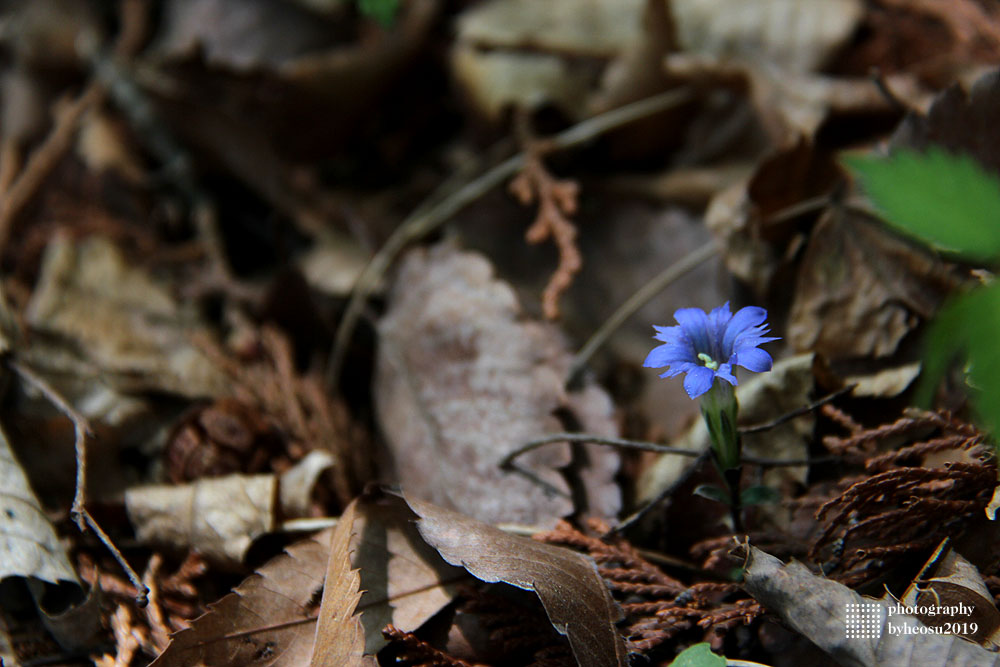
310,500,374,667
740,544,1000,667
151,528,333,666
0,419,80,587
126,474,276,566
25,234,227,398
375,243,619,527
405,495,627,667
126,453,333,565
671,0,863,72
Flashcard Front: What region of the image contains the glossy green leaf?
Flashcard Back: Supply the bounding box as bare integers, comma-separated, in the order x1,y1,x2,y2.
669,642,726,666
846,148,1000,261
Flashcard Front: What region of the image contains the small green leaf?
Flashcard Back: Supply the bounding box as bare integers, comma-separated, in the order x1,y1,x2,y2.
693,484,731,505
845,147,1000,261
669,642,726,666
358,0,399,26
740,484,780,506
918,283,1000,440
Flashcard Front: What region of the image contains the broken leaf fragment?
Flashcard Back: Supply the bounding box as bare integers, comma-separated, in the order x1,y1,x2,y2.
404,495,627,667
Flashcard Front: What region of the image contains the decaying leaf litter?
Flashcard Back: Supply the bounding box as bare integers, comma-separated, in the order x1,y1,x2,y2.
3,1,1000,665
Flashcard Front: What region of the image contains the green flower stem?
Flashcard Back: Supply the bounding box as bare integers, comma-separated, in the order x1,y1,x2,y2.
700,381,739,471
699,381,744,532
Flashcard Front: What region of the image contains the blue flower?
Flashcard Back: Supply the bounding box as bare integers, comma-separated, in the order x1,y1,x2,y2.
644,303,779,399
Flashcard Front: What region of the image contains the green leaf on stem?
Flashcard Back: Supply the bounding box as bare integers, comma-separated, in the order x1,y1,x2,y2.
693,484,731,505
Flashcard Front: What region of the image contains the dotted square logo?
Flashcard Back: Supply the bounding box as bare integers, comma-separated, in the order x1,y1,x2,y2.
845,602,883,639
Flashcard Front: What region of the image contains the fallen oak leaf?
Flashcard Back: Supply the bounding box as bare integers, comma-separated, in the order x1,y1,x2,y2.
403,494,628,667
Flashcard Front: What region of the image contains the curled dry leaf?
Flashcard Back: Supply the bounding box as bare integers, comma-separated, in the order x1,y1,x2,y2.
405,495,627,667
0,418,80,587
739,544,1000,667
374,242,619,526
126,452,333,565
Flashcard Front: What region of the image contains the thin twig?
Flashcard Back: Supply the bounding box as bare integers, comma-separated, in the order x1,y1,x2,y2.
500,432,833,470
326,87,696,391
739,384,857,434
83,510,149,607
8,359,93,526
566,239,718,387
0,83,105,251
8,358,149,606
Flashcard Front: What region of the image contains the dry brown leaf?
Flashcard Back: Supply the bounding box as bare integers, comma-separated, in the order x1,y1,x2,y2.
374,242,619,526
890,66,1000,172
348,494,466,654
900,541,1000,648
25,234,227,398
150,528,333,666
150,493,463,666
310,501,375,667
0,417,81,587
126,454,331,565
740,544,1000,667
405,495,627,667
787,206,958,359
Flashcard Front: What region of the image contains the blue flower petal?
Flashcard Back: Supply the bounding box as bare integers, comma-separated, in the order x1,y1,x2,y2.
735,347,773,373
715,363,738,386
644,343,694,368
733,335,780,352
674,308,712,352
661,361,696,378
722,306,768,354
683,366,716,398
707,302,732,358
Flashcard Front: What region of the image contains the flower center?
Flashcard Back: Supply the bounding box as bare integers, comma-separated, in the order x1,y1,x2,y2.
697,352,719,370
